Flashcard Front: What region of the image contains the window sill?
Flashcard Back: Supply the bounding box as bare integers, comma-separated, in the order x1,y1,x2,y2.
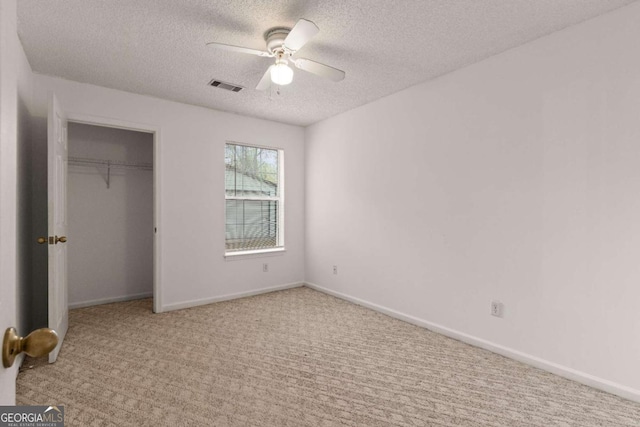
224,247,286,260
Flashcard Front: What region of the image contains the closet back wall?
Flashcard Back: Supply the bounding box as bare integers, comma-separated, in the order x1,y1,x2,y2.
68,123,153,308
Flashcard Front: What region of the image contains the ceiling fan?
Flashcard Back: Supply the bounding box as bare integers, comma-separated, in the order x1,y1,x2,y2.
207,19,345,90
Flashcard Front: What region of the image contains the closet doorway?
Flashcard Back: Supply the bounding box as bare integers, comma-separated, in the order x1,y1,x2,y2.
66,122,156,311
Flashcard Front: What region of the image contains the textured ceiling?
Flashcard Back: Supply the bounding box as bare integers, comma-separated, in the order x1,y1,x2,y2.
17,0,636,126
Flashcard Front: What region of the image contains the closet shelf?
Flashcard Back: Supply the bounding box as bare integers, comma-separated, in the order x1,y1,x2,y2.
68,157,153,170
68,156,153,189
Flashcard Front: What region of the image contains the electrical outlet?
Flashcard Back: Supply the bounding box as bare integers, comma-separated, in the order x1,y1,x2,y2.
333,265,338,275
263,263,268,273
491,301,503,318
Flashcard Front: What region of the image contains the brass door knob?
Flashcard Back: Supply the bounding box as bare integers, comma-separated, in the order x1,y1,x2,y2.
3,327,59,368
55,236,67,244
37,237,48,244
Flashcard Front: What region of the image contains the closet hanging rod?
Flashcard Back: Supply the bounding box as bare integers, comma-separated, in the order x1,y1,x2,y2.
68,156,152,189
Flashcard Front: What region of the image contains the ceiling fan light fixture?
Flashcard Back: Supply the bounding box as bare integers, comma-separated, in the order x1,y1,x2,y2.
271,62,293,86
208,18,345,91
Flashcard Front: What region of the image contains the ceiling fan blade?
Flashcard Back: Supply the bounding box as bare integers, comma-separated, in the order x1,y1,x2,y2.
206,42,271,57
292,58,345,82
283,19,319,52
256,66,274,91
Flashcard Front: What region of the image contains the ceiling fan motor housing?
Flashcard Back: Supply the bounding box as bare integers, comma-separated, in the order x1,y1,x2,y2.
265,28,291,54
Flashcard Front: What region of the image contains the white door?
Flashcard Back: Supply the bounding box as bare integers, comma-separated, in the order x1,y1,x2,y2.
47,93,69,362
0,0,18,404
0,130,17,403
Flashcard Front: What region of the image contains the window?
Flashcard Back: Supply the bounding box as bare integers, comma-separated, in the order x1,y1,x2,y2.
225,143,284,254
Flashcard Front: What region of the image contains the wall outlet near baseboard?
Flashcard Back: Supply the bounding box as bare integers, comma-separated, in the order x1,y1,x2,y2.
263,263,268,273
491,301,504,318
333,265,338,275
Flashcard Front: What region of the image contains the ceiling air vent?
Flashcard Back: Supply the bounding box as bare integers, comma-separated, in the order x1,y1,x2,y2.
208,79,244,92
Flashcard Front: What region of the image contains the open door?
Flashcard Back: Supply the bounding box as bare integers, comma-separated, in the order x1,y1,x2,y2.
47,93,69,362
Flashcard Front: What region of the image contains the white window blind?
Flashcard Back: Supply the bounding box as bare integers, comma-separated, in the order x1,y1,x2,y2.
225,143,283,253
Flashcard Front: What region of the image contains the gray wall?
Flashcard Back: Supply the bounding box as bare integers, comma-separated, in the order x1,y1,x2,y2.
30,74,306,312
29,116,48,328
305,3,640,399
15,19,38,333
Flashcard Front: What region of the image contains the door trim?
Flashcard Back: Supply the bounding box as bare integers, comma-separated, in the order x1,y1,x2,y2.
65,112,163,313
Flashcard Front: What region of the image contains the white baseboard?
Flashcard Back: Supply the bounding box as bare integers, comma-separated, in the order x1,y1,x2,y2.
304,282,640,404
161,282,304,312
69,292,153,309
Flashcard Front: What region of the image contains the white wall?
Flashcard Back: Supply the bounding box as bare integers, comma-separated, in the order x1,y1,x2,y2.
305,2,640,400
30,75,305,311
67,123,153,308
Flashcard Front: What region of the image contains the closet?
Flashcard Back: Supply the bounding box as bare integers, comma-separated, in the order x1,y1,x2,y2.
67,123,154,308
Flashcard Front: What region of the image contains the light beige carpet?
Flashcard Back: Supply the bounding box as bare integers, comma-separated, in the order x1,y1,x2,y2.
17,287,640,426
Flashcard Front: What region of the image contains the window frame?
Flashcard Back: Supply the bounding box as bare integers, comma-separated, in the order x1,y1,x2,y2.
224,141,285,257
